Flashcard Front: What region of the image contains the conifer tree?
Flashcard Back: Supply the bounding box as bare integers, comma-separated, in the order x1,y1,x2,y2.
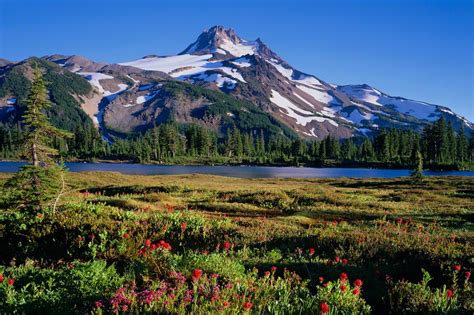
410,150,424,180
3,65,72,211
22,66,71,166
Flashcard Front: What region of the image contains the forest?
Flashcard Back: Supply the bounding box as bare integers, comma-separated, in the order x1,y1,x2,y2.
1,115,473,169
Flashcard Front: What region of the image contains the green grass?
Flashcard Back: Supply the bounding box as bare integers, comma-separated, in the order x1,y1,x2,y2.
0,173,472,314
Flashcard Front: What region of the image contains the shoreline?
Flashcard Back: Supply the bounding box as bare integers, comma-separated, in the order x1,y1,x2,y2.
0,159,472,172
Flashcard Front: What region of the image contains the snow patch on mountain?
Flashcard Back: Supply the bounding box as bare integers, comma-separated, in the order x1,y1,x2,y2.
293,74,323,88
230,57,252,68
267,60,323,88
136,90,160,104
338,85,441,122
270,90,338,127
78,72,114,94
268,61,293,80
121,54,246,85
105,84,128,102
121,54,212,73
298,85,334,104
219,39,259,57
337,85,383,105
346,109,375,124
194,73,237,90
379,98,440,121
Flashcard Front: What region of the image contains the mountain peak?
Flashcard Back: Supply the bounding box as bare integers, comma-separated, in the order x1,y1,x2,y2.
207,25,240,42
180,25,259,57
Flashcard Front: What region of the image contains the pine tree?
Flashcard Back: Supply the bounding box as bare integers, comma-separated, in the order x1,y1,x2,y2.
22,66,71,166
256,129,265,156
3,65,72,211
456,126,468,163
410,150,424,180
446,121,456,164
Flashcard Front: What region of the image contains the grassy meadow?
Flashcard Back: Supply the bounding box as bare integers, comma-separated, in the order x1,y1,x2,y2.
0,172,472,314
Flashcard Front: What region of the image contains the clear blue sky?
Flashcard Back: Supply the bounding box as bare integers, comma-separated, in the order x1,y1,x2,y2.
1,0,472,121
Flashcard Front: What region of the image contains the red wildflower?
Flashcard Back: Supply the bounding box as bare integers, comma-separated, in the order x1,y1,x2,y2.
0,274,3,282
335,256,340,263
353,287,360,295
243,302,253,310
271,266,277,273
465,271,471,279
145,239,152,247
160,240,172,250
319,276,324,283
90,234,96,240
223,301,230,308
122,233,130,239
322,282,328,287
7,278,14,286
340,284,347,291
353,279,363,287
447,289,454,298
453,265,461,272
95,301,103,309
342,258,348,265
181,222,187,232
320,302,329,314
192,269,203,281
223,241,231,250
264,271,271,277
309,248,315,256
339,272,348,282
122,305,128,311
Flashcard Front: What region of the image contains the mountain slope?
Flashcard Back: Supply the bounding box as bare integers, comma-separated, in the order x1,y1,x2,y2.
0,57,97,131
39,54,293,139
118,25,472,138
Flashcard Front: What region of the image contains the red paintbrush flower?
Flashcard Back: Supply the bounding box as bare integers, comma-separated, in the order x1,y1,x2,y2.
353,279,363,287
339,272,348,282
192,269,203,281
243,301,253,310
320,302,329,314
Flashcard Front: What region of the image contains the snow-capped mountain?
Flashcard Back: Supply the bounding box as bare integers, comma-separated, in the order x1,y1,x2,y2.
112,25,472,138
1,25,472,139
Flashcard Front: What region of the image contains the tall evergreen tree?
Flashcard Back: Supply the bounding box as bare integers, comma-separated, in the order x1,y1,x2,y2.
3,65,72,211
22,66,71,166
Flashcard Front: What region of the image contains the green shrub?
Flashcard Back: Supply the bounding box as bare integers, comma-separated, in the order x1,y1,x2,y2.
387,270,462,314
0,261,125,314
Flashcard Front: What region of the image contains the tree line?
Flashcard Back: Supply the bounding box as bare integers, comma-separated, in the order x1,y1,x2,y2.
1,110,473,169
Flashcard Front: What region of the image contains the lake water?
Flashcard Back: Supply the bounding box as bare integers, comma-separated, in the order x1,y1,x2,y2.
0,161,473,178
